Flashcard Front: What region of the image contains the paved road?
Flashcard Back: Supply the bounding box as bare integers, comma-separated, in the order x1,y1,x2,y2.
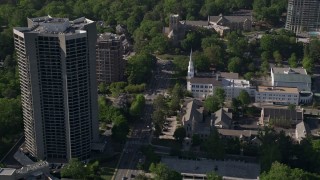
114,59,173,180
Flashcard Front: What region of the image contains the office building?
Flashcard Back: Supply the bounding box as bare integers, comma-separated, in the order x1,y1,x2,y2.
285,0,320,33
13,16,99,161
96,33,125,84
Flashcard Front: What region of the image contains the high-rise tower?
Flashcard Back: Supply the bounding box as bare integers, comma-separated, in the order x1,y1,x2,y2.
285,0,320,34
13,16,99,161
96,33,125,85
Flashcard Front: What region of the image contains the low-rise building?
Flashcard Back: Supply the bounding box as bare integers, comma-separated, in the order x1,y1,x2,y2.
188,77,221,98
271,67,311,91
217,129,258,141
259,107,304,127
255,86,300,105
222,79,256,100
181,99,211,139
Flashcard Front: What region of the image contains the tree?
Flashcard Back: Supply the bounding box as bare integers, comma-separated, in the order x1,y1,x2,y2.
214,87,225,107
228,57,242,73
260,162,320,180
238,90,250,107
192,134,201,146
173,56,189,76
149,35,169,54
153,94,168,112
61,159,88,179
204,45,224,68
109,81,127,97
135,173,150,180
244,72,254,81
227,32,248,56
152,109,166,130
0,98,23,138
130,94,145,117
203,129,225,159
261,51,271,62
232,98,241,115
112,115,129,142
127,53,156,84
204,95,220,113
261,60,270,74
207,171,223,180
273,51,282,66
149,163,182,180
287,104,296,111
98,82,107,94
194,53,211,72
288,53,298,68
308,39,320,63
173,127,186,143
302,56,314,74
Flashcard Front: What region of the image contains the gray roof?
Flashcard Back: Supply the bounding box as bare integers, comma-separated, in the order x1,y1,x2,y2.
189,77,221,86
183,99,211,134
220,72,239,79
210,15,251,23
262,108,304,121
185,20,209,27
183,99,204,124
212,108,232,128
16,16,94,35
218,129,258,138
296,121,310,141
273,74,311,83
272,67,307,75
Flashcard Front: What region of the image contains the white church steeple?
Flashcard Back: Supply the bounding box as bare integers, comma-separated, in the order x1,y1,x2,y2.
187,49,194,79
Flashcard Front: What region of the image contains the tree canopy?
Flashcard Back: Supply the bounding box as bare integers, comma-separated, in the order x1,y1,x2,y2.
149,162,182,180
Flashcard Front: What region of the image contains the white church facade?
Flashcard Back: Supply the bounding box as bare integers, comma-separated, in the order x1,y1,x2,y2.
186,50,255,99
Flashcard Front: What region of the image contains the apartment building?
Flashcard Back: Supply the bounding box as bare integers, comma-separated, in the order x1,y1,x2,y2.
96,33,125,84
13,16,99,161
285,0,320,33
255,86,300,105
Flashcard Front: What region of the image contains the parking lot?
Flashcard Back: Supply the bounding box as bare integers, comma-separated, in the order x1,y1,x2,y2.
159,116,177,140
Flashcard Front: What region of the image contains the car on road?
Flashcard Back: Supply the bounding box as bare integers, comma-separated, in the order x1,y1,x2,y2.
122,177,127,180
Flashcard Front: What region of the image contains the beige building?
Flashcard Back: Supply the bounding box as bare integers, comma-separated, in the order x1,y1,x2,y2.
13,16,99,161
255,86,300,105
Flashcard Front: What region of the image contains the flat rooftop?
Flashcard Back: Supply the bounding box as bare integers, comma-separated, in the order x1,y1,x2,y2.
189,77,221,86
162,157,260,179
257,86,299,94
0,168,16,176
222,79,251,88
14,16,93,35
98,33,122,41
272,67,307,75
